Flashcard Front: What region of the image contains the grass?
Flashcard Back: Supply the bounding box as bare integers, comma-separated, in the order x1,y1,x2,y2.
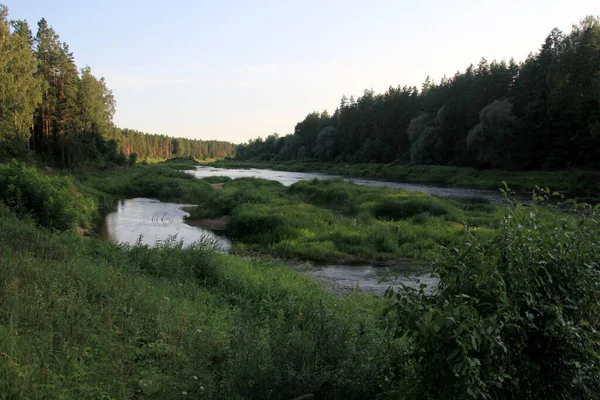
187,177,502,263
76,162,217,205
208,160,599,198
2,159,597,399
0,202,398,399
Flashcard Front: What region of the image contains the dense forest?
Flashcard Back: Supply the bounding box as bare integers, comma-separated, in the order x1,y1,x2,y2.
237,16,600,170
0,4,235,166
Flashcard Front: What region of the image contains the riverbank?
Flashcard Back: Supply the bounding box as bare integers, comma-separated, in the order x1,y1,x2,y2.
0,160,399,399
2,159,599,398
207,160,600,199
185,176,504,264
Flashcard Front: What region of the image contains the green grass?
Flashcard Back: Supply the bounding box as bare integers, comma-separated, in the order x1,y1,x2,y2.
2,159,598,399
0,202,398,399
76,162,216,205
208,160,597,197
188,177,502,263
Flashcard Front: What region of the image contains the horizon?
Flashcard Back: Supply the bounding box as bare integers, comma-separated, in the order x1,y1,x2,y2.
7,0,598,144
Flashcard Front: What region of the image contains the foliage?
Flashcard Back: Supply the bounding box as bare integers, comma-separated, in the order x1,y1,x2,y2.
373,197,454,221
467,100,520,169
0,5,236,167
189,177,500,263
236,16,600,171
78,162,216,204
0,201,396,399
385,193,600,399
209,159,588,197
0,160,95,230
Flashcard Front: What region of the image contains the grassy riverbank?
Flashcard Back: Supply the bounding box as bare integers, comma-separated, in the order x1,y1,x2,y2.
187,176,504,263
207,160,600,198
0,161,398,398
2,159,599,399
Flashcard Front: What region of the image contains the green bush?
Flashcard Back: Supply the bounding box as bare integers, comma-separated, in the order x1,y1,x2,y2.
0,160,83,231
386,195,600,399
200,175,232,184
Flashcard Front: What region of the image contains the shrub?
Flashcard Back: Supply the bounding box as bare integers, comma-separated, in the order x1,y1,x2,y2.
0,160,80,230
385,195,600,399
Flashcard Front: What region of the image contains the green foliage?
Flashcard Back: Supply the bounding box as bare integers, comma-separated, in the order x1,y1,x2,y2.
187,177,286,219
385,194,600,399
0,160,94,230
200,175,232,184
467,100,520,169
128,152,138,165
236,17,600,172
211,159,587,197
191,177,499,263
0,201,396,399
373,197,454,221
80,162,216,204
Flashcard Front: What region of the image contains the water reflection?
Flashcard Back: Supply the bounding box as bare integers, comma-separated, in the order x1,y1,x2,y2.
189,166,504,203
315,264,438,296
98,198,231,250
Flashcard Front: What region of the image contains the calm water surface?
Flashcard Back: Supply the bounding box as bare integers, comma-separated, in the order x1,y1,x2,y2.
98,198,231,250
315,264,438,296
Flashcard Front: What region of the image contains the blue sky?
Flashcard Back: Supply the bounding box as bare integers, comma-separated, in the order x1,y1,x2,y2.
6,0,598,143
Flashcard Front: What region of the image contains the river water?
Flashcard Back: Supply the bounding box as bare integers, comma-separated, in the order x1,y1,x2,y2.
189,165,505,203
97,198,231,250
98,167,456,296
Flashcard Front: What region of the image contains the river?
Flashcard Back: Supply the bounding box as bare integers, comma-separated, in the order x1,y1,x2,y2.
188,165,506,203
97,198,231,250
98,167,456,296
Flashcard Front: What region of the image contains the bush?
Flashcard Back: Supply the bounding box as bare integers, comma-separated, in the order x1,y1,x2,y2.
386,194,600,399
201,175,232,184
0,160,82,231
128,152,138,165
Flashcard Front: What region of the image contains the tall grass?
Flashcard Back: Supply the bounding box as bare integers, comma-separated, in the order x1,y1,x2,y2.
188,177,501,263
77,163,216,204
0,202,398,399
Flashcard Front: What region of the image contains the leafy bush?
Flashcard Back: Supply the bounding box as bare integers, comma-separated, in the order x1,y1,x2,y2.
0,160,82,230
200,175,232,184
386,194,600,399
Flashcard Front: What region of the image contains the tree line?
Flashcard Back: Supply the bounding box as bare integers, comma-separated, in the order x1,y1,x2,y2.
0,4,236,166
237,16,600,170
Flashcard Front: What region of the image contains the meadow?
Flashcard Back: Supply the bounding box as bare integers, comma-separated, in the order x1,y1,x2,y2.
186,176,504,263
208,160,600,200
1,159,599,399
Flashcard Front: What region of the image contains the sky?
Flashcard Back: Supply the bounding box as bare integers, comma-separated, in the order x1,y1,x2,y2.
5,0,598,143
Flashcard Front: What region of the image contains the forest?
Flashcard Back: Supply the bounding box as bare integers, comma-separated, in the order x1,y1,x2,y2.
236,16,600,171
0,5,236,166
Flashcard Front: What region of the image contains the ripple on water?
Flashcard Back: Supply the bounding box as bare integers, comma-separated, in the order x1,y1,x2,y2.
97,198,231,250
